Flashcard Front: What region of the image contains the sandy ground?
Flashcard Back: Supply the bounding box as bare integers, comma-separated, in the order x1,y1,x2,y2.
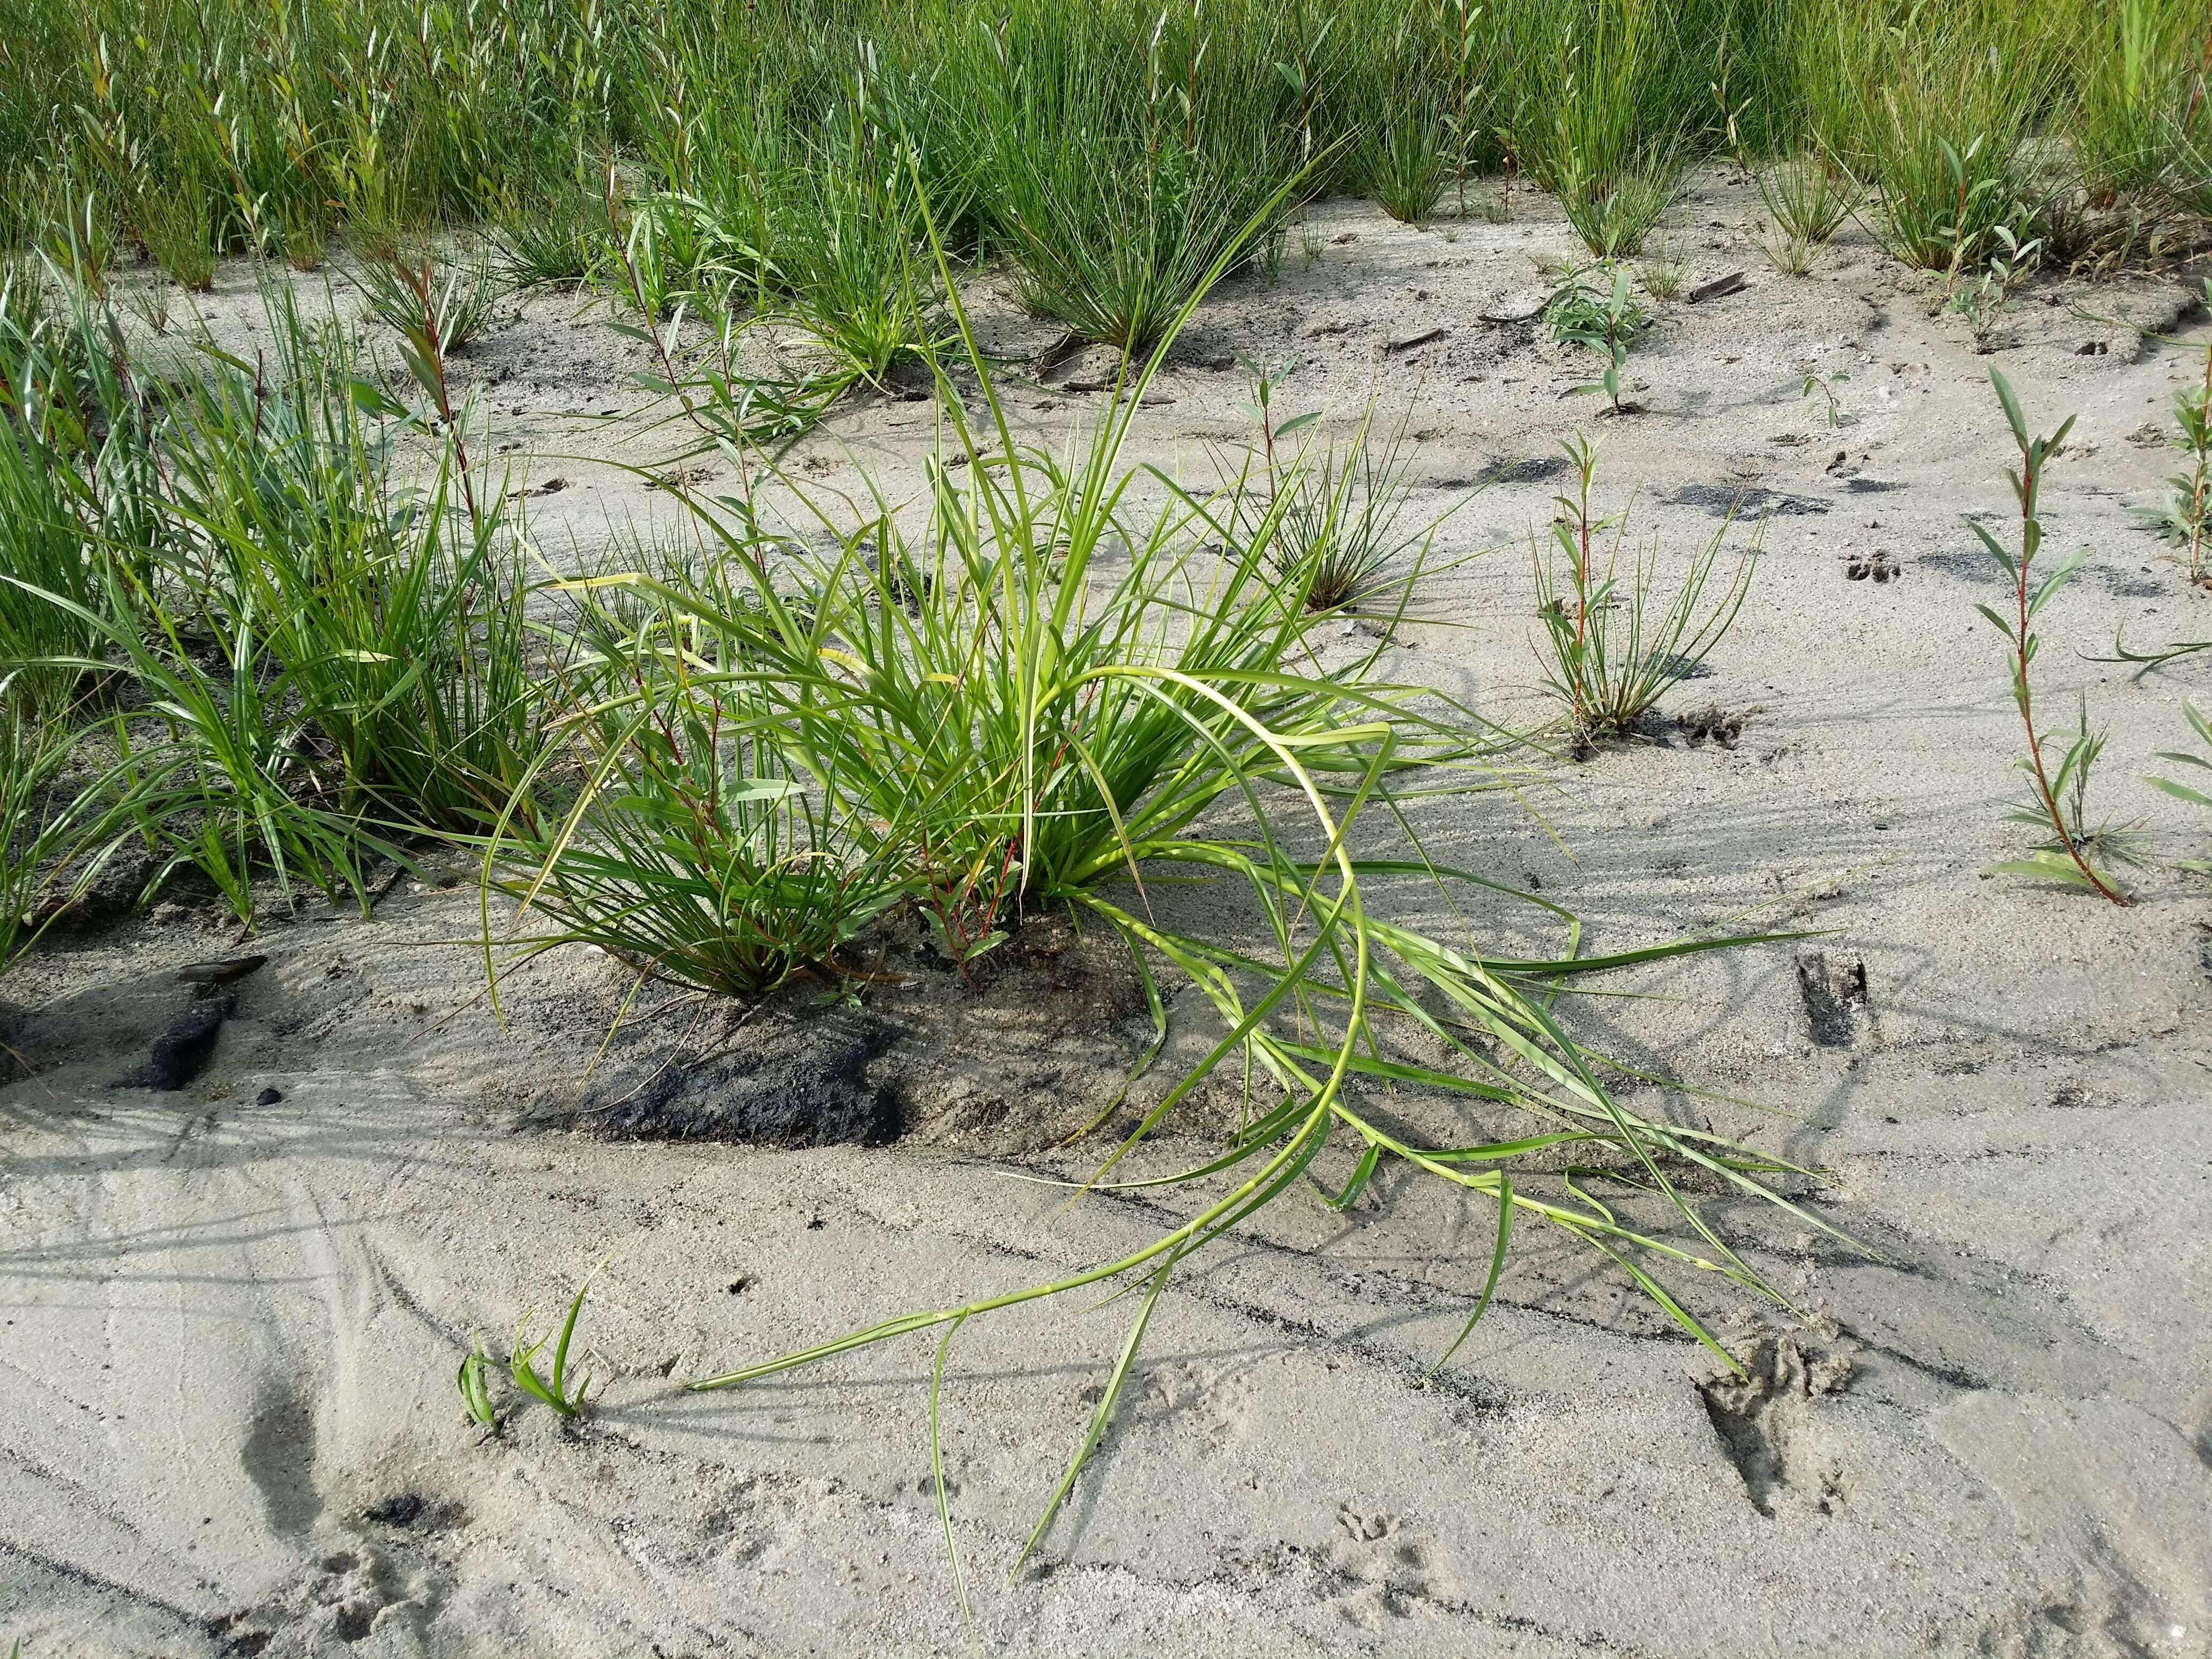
4,170,2212,1657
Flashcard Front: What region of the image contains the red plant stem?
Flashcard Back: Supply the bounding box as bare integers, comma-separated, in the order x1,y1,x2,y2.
2192,341,2211,583
1571,462,1592,730
2010,438,2131,907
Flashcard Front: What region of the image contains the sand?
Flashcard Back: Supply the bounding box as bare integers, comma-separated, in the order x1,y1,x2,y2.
3,171,2210,1658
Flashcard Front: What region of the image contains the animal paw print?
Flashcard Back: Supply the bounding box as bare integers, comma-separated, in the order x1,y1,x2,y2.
1844,549,1900,583
1337,1505,1397,1543
1329,1508,1436,1624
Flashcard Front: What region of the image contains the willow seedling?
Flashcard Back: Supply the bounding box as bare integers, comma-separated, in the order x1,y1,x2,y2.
1547,267,1648,414
2148,702,2212,873
2151,282,2212,582
1972,370,2132,905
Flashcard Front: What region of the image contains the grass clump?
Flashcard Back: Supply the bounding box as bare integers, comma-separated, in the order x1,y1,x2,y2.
978,6,1307,353
354,245,500,357
1523,6,1688,259
3,270,542,928
0,707,146,981
1837,13,2053,274
1755,156,1860,274
1267,411,1440,616
630,228,1836,1581
1530,436,1757,745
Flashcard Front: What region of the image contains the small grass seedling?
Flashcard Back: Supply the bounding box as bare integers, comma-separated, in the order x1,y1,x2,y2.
510,1279,595,1419
456,1339,500,1437
1638,235,1686,300
1972,370,2133,904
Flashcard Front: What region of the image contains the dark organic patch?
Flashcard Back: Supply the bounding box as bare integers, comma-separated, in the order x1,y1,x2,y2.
363,1490,464,1533
1917,548,2006,585
1474,455,1567,487
1842,477,1902,494
587,1011,901,1147
115,990,236,1090
1671,483,1828,518
1796,950,1868,1048
363,1493,424,1529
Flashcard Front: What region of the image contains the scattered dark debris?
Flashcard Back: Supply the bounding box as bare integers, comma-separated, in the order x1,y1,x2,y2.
1383,325,1447,354
178,955,267,988
1476,301,1547,325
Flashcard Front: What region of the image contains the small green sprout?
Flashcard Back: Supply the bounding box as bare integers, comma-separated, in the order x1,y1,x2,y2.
457,1339,499,1434
510,1280,596,1419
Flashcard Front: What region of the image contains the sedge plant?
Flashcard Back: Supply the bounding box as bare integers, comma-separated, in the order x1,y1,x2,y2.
1266,408,1443,615
663,178,1835,1582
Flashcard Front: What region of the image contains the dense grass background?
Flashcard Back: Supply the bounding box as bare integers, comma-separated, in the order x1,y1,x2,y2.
2,0,2204,282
